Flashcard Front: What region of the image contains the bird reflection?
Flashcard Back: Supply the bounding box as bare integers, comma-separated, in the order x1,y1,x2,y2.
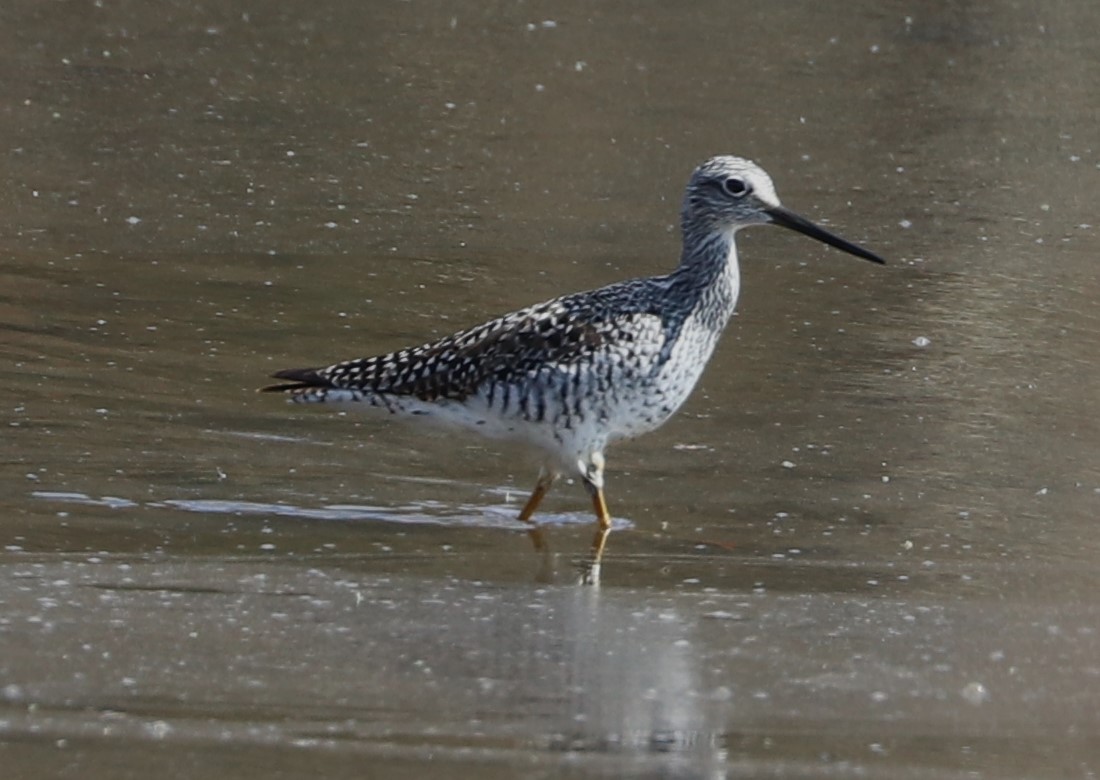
525,524,611,585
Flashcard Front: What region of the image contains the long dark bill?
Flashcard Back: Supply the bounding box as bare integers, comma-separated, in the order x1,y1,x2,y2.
766,206,885,265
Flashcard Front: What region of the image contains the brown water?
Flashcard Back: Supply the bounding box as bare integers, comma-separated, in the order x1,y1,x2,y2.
3,2,1099,778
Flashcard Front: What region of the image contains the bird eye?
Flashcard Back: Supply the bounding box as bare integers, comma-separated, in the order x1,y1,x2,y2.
721,177,750,197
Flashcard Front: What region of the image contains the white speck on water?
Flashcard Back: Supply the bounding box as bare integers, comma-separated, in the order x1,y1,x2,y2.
881,475,890,483
703,611,743,621
781,460,796,469
126,216,141,225
912,335,931,347
1036,487,1049,496
709,686,733,701
899,218,912,228
535,83,545,92
870,44,880,53
870,690,888,703
145,720,172,739
324,221,337,229
961,681,989,705
574,61,586,71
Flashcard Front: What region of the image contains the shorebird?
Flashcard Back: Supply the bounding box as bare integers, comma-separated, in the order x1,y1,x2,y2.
263,156,884,570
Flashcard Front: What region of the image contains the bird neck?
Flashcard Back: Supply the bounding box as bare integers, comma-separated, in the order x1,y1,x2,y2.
670,227,742,331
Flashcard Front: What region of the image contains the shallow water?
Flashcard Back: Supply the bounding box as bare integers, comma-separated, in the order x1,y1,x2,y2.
3,1,1099,778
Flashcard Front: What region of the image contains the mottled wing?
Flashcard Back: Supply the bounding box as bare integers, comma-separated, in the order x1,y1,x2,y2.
262,291,666,402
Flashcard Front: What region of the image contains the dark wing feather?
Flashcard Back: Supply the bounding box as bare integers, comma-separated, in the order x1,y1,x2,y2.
259,368,330,393
262,287,664,401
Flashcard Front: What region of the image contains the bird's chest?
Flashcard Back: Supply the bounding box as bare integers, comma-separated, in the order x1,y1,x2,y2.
599,317,722,441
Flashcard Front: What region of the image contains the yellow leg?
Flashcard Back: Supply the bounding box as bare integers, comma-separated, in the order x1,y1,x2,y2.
579,454,611,584
518,470,556,554
518,469,556,523
582,499,612,587
590,486,611,531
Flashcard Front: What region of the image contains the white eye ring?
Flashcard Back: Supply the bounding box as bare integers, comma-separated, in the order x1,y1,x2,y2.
722,177,750,197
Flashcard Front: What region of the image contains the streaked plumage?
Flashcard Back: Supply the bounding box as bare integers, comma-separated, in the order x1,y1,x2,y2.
263,156,884,563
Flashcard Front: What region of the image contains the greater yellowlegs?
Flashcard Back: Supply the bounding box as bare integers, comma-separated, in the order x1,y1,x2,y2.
263,156,884,566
